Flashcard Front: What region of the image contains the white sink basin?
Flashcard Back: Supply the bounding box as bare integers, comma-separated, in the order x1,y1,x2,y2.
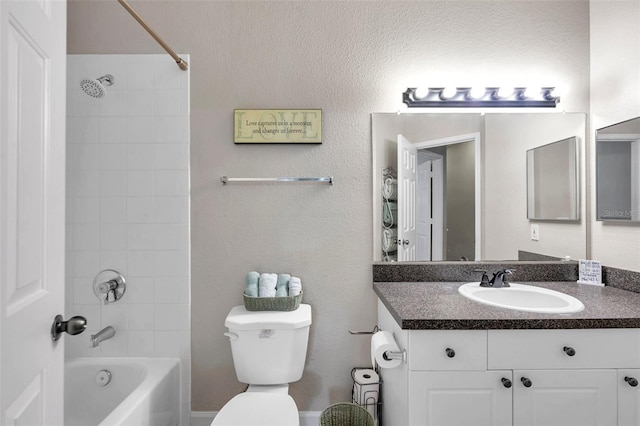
458,282,584,314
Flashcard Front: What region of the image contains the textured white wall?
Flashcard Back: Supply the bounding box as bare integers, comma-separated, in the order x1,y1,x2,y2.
590,0,640,272
68,0,590,412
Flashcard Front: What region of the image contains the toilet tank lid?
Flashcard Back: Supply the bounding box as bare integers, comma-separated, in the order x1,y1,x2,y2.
225,304,312,330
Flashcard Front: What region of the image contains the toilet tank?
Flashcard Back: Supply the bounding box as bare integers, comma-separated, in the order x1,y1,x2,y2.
225,304,312,385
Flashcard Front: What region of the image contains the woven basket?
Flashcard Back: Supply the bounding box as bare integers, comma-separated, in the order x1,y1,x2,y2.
320,402,374,426
243,291,303,311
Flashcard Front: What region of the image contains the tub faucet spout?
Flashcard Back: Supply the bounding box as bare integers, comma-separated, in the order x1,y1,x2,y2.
90,326,115,348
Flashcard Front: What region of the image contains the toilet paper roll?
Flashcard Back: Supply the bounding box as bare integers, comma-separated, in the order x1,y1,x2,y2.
371,330,402,369
353,369,379,422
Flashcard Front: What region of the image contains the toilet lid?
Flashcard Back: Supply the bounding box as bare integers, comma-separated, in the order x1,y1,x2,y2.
211,392,299,426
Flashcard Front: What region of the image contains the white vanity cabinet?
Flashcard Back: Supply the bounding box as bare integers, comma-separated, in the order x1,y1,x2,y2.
618,370,640,426
378,301,640,426
408,370,512,426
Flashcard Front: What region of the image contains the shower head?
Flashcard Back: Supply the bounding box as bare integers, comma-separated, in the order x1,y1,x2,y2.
80,74,115,98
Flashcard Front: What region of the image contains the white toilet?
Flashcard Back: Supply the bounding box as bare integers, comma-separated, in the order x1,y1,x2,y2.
212,304,312,426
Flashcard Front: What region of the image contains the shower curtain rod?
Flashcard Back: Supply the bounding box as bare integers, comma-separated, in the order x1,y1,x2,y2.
117,0,189,71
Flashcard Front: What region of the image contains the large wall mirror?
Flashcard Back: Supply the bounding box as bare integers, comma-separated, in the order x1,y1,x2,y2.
372,112,587,262
596,116,640,222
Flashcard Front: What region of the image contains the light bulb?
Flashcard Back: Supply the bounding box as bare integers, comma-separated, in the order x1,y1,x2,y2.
414,87,429,100
468,87,486,100
497,87,514,99
522,87,541,99
440,87,457,100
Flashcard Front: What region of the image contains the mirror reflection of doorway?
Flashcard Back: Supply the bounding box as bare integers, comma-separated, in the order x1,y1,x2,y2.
398,133,480,261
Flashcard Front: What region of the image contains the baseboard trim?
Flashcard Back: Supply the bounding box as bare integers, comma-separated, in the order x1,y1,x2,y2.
190,411,322,426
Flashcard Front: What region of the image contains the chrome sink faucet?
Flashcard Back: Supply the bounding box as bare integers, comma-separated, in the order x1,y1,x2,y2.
475,269,515,288
90,326,115,348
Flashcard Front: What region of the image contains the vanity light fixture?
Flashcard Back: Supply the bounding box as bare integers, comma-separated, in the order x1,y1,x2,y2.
403,87,560,108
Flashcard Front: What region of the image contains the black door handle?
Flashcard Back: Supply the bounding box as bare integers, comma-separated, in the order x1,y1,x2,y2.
51,314,87,341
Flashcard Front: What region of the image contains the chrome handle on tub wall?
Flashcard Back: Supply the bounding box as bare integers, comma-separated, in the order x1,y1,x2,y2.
93,269,126,305
51,315,87,341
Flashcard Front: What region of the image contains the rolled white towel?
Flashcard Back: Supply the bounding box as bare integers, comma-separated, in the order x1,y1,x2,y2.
245,271,260,297
276,274,290,297
258,273,277,297
288,276,302,296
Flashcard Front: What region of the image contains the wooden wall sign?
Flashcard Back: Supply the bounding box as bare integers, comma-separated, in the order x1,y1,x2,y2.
234,109,322,144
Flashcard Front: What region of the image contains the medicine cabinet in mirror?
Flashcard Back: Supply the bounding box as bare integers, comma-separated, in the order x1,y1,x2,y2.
526,136,579,221
373,112,587,263
596,116,640,222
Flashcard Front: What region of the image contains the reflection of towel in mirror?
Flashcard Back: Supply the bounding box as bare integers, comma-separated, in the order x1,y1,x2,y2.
382,178,398,200
258,273,278,297
288,277,302,296
383,202,397,227
382,228,398,252
276,274,290,297
245,271,260,297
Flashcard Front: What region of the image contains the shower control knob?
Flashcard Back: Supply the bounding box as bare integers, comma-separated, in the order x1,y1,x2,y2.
445,347,456,358
563,346,576,356
625,376,638,387
51,314,87,341
521,377,532,388
501,378,512,388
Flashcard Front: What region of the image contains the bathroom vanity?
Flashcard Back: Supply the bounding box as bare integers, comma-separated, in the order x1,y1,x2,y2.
374,281,640,426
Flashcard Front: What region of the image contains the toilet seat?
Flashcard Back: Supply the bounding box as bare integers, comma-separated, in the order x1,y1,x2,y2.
211,392,299,426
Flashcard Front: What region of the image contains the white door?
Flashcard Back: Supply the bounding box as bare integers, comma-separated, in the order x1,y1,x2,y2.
397,134,416,261
416,159,431,260
409,371,513,426
513,370,617,426
416,152,444,261
0,1,67,425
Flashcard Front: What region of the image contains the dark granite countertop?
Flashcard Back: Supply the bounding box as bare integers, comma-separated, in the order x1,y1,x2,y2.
373,281,640,330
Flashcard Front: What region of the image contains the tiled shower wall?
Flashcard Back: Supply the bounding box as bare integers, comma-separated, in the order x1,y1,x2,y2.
65,54,190,423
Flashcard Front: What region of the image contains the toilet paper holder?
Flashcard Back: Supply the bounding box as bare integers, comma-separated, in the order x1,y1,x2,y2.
350,325,407,365
348,325,379,335
382,348,407,364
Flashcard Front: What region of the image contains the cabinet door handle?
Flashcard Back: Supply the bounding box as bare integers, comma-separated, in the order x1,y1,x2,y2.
563,346,576,356
501,378,512,388
445,347,455,358
625,376,639,387
521,377,532,388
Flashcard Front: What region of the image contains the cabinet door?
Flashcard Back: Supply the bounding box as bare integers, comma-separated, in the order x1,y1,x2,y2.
513,370,617,426
409,371,512,426
619,369,640,426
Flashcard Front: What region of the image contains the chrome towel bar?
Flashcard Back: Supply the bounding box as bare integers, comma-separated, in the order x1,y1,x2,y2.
221,176,333,185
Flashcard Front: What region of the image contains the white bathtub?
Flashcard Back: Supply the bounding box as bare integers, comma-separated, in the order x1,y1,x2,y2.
65,358,181,426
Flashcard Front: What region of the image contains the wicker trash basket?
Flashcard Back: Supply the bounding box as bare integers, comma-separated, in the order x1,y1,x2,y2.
242,291,303,311
320,402,374,426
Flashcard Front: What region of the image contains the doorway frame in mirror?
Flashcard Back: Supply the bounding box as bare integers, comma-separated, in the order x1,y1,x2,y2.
412,133,482,261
